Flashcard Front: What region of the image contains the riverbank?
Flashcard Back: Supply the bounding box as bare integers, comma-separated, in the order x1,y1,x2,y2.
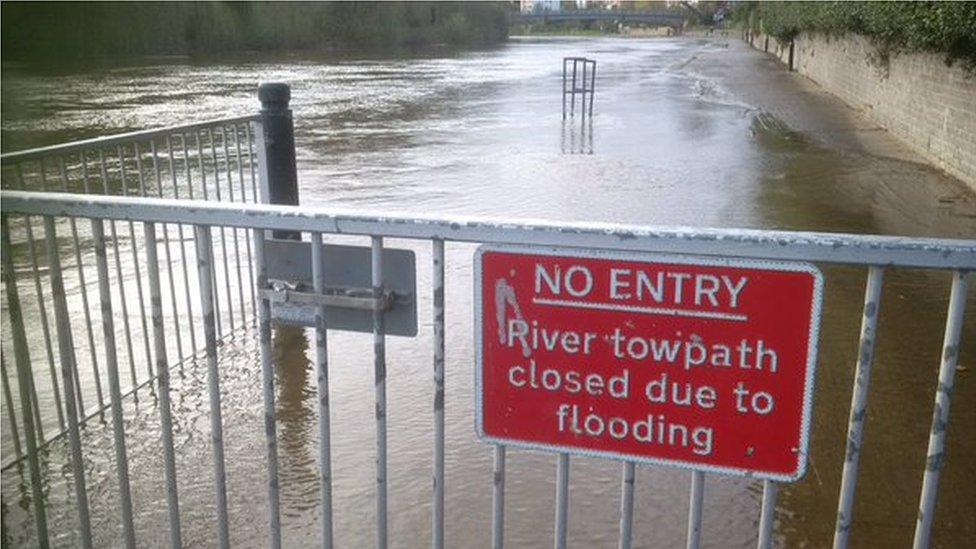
744,31,976,191
0,2,508,65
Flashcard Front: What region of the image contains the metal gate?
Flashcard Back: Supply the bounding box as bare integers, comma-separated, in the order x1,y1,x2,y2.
1,86,974,549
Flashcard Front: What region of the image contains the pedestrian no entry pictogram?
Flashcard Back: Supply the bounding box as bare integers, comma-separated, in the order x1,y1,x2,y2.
474,246,824,481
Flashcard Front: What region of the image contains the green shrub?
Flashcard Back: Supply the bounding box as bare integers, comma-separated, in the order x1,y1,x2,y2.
734,1,976,75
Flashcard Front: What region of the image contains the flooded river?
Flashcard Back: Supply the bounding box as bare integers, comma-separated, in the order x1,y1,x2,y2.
2,37,975,547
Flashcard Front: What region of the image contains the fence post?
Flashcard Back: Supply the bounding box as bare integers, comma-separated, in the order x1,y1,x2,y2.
257,82,300,239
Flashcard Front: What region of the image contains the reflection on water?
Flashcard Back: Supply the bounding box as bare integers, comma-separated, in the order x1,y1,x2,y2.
2,37,975,548
273,326,319,516
560,118,593,155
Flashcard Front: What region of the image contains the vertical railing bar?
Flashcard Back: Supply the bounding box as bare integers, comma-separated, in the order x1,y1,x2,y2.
246,122,259,326
492,444,506,549
0,353,23,458
833,266,884,548
42,160,83,416
91,216,137,549
59,156,96,417
757,480,778,549
208,127,221,202
144,221,183,549
372,236,388,549
194,224,230,549
589,60,596,115
586,60,591,113
43,215,94,548
150,139,185,365
15,163,65,432
618,462,635,549
13,165,46,442
45,158,88,418
167,134,194,359
102,149,139,401
196,130,223,339
686,471,705,549
432,239,446,549
232,123,247,203
183,132,196,201
221,125,247,328
1,215,50,549
912,271,970,549
234,124,257,321
571,60,578,116
196,129,209,201
178,133,199,355
25,356,44,442
208,128,235,334
79,155,107,415
561,57,567,120
311,231,334,548
247,122,260,202
119,143,155,391
581,60,588,118
252,229,281,549
554,453,570,549
135,143,161,379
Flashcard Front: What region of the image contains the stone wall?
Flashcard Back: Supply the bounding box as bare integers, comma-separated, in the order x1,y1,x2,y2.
746,31,976,191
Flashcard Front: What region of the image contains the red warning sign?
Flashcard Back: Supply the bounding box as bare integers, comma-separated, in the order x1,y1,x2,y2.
475,246,823,481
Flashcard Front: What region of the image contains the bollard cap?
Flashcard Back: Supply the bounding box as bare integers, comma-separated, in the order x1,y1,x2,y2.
258,83,291,110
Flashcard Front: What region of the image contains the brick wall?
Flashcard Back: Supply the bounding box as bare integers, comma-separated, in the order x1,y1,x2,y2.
747,32,976,191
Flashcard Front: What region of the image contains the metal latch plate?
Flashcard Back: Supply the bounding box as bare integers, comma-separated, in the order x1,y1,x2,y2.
264,239,417,336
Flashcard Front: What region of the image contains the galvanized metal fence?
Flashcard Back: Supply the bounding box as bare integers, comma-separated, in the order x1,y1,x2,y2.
0,115,263,472
1,94,974,549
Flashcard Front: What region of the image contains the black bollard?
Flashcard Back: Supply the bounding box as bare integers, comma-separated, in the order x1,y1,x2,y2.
258,82,300,239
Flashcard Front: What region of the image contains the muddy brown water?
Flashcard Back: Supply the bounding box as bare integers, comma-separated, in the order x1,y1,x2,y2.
1,37,974,547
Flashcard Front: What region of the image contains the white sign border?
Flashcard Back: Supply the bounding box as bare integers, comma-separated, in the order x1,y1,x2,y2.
473,244,824,483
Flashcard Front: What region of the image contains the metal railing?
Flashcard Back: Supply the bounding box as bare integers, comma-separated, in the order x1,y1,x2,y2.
1,114,264,471
0,187,973,549
1,83,974,548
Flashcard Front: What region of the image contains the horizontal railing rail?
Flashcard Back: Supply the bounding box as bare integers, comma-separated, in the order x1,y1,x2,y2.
3,190,975,269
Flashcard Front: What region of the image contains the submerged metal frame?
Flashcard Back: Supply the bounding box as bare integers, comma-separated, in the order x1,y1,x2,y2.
562,56,597,120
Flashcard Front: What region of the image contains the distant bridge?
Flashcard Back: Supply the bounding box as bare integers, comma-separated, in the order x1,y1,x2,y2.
512,10,687,27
